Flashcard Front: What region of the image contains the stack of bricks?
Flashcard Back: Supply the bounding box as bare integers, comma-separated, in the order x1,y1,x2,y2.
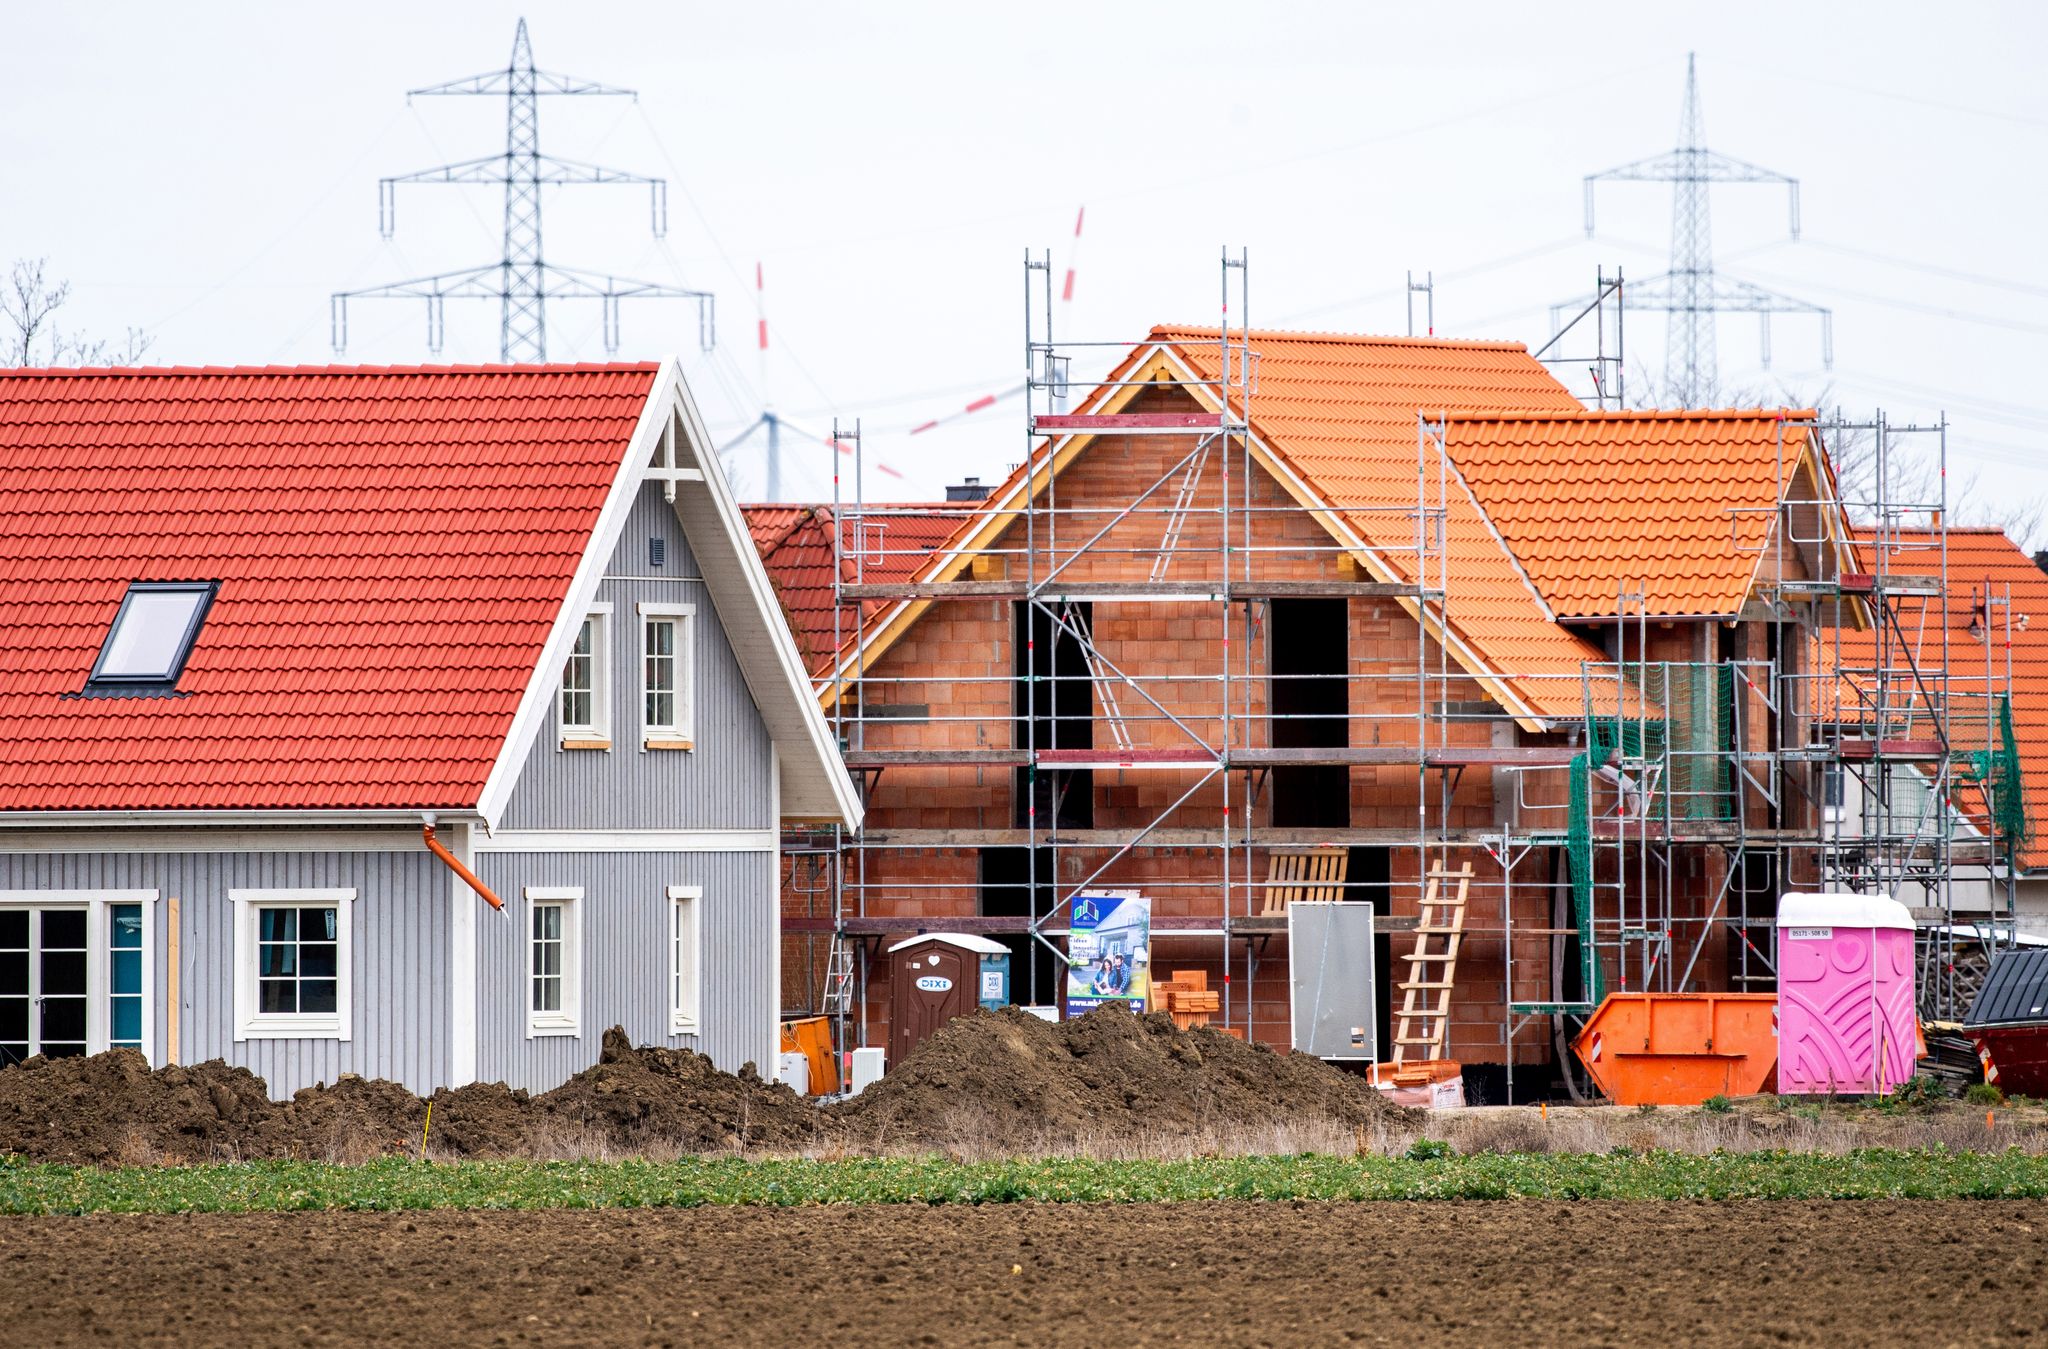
1152,968,1222,1030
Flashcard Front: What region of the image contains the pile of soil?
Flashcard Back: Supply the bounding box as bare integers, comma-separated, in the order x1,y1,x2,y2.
531,1026,823,1153
836,1006,1409,1149
0,1028,818,1165
0,1012,1401,1164
0,1049,284,1164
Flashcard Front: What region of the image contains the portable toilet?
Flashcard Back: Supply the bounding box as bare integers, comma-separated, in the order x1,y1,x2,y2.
886,932,1011,1066
977,947,1012,1012
1776,893,1917,1095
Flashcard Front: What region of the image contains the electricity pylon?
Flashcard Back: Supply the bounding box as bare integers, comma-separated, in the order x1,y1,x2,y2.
331,19,713,363
1584,52,1831,405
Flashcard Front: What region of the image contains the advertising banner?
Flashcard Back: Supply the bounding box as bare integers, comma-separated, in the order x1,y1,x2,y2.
1064,891,1151,1016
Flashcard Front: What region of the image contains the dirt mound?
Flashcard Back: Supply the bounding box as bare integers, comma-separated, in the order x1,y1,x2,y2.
836,1006,1411,1150
0,1049,284,1164
533,1027,823,1153
0,1028,823,1165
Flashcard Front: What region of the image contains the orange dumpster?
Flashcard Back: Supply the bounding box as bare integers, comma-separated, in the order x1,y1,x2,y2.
1573,992,1777,1106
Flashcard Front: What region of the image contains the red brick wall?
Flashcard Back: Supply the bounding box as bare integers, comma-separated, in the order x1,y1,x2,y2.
786,385,1772,1067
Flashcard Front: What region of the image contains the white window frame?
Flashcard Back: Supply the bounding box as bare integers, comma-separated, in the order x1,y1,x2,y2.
523,886,582,1038
668,885,701,1034
0,890,157,1063
637,602,696,751
232,889,354,1041
558,603,614,749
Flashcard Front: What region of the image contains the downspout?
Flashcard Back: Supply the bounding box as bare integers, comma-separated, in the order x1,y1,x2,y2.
422,818,504,911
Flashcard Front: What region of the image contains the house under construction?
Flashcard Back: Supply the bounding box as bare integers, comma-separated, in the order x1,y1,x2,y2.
751,259,2033,1101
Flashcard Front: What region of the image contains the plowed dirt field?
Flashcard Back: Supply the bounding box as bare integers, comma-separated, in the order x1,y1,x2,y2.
3,1200,2043,1345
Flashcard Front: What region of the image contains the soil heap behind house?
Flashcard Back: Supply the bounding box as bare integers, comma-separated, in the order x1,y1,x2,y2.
835,1006,1409,1151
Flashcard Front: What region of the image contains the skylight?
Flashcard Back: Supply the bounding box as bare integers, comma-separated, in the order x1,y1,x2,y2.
89,582,216,688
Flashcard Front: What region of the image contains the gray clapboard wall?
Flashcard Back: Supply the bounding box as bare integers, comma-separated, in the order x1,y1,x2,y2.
497,482,776,831
474,849,777,1092
0,849,448,1096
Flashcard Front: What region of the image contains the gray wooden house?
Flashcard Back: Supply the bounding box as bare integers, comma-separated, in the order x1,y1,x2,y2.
0,358,859,1095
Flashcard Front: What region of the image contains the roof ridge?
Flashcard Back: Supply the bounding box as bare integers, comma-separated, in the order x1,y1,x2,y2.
0,361,665,378
1150,324,1531,351
1446,408,1819,422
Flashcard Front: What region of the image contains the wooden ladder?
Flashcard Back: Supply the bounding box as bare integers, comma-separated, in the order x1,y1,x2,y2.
1392,862,1472,1067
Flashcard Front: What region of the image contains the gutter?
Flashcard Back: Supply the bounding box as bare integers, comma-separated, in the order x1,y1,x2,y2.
422,819,505,911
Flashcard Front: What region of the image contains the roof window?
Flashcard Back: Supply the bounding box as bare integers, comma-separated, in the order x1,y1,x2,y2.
88,582,217,690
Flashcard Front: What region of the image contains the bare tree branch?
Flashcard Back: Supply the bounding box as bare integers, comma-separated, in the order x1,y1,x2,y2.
0,258,152,368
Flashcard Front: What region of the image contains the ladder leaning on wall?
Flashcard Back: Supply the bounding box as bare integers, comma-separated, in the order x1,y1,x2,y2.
1391,862,1472,1066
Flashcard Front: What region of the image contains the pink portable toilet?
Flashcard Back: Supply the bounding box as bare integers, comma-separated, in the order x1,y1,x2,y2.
1776,894,1918,1095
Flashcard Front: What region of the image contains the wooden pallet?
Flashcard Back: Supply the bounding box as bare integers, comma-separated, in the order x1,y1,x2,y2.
1260,847,1349,915
1391,862,1471,1068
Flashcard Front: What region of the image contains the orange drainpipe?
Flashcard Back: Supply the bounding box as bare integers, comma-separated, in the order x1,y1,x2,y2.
422,823,505,911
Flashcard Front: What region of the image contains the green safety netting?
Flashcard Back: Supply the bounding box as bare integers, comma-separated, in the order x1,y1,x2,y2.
1584,664,1736,824
1959,695,2029,855
1566,750,1606,1004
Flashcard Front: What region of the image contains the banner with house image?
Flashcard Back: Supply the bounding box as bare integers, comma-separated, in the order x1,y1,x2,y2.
1064,892,1151,1015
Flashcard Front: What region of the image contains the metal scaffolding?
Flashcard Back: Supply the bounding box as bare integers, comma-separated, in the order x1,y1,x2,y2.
798,259,2020,1097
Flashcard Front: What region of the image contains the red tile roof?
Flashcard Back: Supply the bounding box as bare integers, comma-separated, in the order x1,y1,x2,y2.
1446,410,1819,619
1835,528,2048,871
744,503,961,675
0,362,659,813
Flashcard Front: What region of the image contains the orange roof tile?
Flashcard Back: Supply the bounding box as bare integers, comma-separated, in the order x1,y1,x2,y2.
1154,327,1605,721
1446,410,1819,619
1834,528,2048,871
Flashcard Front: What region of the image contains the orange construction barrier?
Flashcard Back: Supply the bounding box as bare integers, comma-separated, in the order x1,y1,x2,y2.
1573,992,1778,1106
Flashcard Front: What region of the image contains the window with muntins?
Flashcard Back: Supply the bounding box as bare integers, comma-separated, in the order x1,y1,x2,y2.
557,606,612,747
638,603,695,749
0,891,157,1064
233,889,352,1041
258,906,339,1015
109,904,143,1051
524,886,580,1037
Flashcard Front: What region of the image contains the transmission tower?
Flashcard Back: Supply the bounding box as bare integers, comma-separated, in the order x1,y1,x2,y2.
1583,53,1831,405
331,19,713,363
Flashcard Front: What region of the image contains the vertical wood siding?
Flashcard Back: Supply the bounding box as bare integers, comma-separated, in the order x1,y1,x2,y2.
475,850,776,1091
498,482,776,831
0,849,448,1097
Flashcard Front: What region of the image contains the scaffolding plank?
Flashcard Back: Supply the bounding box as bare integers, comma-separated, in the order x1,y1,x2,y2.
1839,572,1944,596
847,826,1514,848
1032,412,1228,433
841,748,1031,768
1837,737,1947,761
838,578,1428,601
1037,747,1218,768
787,913,1421,936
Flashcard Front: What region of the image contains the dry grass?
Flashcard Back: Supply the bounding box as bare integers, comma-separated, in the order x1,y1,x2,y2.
165,1097,2048,1166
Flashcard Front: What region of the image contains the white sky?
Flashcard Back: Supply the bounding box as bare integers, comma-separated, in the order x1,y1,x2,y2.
5,2,2044,534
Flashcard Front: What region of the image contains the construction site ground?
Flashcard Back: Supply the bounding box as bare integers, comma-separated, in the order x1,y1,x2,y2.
4,1200,2044,1346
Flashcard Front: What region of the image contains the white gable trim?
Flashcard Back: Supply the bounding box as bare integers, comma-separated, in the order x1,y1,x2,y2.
474,357,861,830
474,361,683,829
822,342,1554,731
661,366,863,826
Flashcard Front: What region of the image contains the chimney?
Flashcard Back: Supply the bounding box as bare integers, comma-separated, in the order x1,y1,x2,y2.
946,476,992,502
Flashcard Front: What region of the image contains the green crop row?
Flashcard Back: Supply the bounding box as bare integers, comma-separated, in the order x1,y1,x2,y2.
4,1148,2048,1214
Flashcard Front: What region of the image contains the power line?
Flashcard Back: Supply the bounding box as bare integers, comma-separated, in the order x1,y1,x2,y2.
332,19,711,362
1584,53,1830,402
1736,266,2048,340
